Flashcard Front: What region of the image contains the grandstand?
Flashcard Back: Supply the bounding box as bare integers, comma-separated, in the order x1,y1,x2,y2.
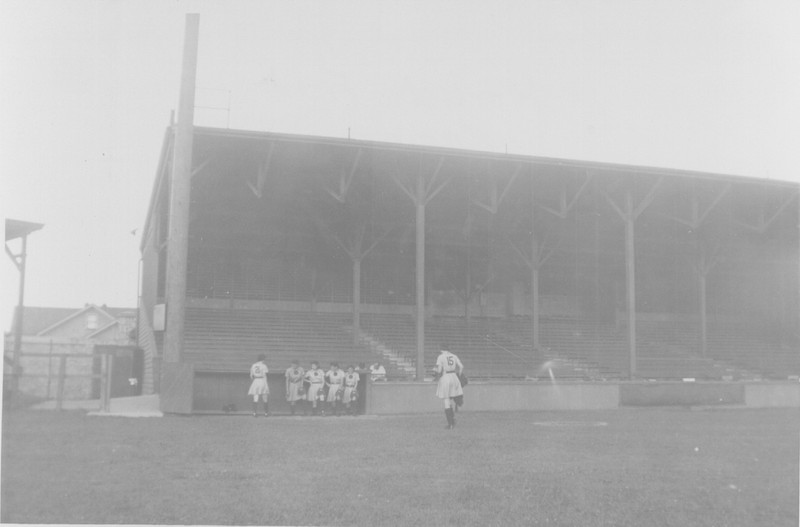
139,126,799,412
183,307,397,375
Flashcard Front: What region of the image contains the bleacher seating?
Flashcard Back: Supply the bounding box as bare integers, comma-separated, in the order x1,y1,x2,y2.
499,317,628,378
183,308,393,375
635,321,721,379
360,314,626,379
634,320,799,379
181,307,799,381
706,325,800,378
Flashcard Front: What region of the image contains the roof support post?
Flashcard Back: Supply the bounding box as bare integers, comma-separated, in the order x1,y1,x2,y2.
531,255,540,355
390,155,449,380
623,192,637,378
698,252,708,358
163,14,199,366
603,177,662,378
530,178,541,359
694,244,722,359
353,257,361,346
415,171,426,381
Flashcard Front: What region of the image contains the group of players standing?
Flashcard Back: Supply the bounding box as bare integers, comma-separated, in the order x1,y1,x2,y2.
249,343,465,429
248,356,361,417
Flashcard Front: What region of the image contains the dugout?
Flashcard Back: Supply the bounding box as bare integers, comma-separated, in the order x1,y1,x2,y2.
93,345,144,398
192,371,368,415
138,124,799,414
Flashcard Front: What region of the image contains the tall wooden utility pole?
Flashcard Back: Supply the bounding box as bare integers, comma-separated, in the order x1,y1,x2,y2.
5,219,43,396
163,13,199,365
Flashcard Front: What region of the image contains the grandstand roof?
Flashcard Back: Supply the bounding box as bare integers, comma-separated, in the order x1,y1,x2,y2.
196,126,799,186
143,126,798,254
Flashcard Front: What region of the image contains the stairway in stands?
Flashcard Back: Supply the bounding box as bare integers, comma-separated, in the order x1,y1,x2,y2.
345,327,417,378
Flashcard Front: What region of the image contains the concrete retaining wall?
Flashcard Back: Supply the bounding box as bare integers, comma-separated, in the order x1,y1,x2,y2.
745,383,800,407
178,377,800,414
365,381,800,414
367,381,620,414
619,382,745,407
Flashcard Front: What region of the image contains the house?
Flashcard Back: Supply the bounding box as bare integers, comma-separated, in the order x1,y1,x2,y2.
4,304,138,400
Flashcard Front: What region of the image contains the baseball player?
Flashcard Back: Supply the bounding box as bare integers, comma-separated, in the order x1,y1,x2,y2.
248,354,270,417
342,365,360,415
434,344,463,429
285,360,305,415
304,361,326,415
325,362,346,416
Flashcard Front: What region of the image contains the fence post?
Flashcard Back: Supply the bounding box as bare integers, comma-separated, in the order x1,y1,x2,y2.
104,354,114,412
55,355,67,411
47,339,54,398
99,354,107,411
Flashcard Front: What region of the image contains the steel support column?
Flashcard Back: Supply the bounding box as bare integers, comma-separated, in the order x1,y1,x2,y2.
353,258,361,345
415,173,426,381
531,237,540,354
624,192,637,377
699,263,707,357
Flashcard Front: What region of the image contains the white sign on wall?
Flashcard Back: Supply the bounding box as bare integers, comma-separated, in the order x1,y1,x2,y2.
153,304,166,331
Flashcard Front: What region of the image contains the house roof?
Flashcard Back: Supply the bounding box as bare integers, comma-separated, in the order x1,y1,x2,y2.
87,319,121,340
8,305,136,336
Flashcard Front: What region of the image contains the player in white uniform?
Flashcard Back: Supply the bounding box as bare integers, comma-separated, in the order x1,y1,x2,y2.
369,362,387,382
342,365,360,415
434,344,463,429
304,361,325,415
285,360,305,415
325,362,346,416
248,354,270,417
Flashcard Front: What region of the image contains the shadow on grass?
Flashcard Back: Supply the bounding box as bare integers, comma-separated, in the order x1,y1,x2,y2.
2,390,46,412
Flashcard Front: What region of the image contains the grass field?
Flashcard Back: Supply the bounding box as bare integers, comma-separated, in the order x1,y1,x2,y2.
2,406,798,526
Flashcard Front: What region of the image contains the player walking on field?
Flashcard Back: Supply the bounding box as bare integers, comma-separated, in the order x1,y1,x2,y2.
342,365,360,415
325,362,346,416
304,361,325,415
248,354,270,417
435,344,463,429
285,360,305,415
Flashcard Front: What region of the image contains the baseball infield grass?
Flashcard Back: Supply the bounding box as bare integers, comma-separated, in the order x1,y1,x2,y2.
2,406,798,526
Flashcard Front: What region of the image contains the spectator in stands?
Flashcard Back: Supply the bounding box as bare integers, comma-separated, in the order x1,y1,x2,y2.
285,359,305,416
248,354,270,417
325,362,346,416
370,362,387,382
342,365,360,415
434,344,463,429
304,361,325,415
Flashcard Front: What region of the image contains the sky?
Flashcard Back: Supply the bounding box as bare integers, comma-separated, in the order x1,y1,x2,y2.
2,0,799,332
